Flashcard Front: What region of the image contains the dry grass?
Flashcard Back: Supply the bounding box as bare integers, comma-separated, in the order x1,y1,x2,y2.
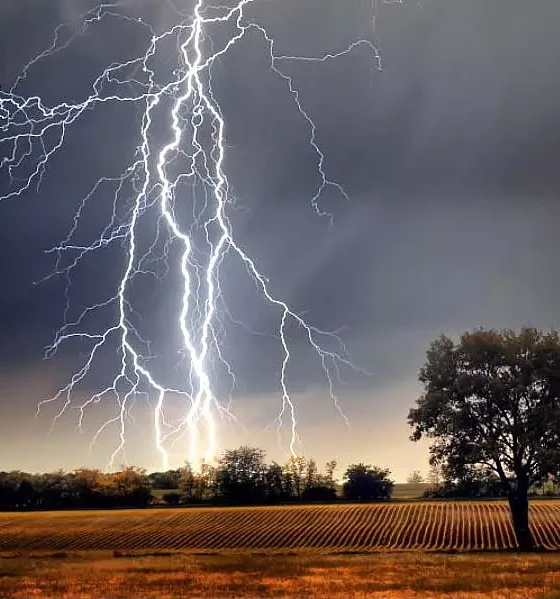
1,501,560,553
1,550,559,598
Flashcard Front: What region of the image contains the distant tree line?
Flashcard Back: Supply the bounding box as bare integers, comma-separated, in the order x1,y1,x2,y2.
422,464,510,499
0,467,152,510
138,447,394,507
422,463,560,500
0,447,395,510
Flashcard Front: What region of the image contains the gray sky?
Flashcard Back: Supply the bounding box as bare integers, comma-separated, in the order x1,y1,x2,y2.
0,0,559,481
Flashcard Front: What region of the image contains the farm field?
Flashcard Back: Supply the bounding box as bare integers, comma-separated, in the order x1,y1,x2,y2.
1,501,560,553
1,550,560,598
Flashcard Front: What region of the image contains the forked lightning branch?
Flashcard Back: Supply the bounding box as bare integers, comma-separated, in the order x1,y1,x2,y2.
0,1,377,470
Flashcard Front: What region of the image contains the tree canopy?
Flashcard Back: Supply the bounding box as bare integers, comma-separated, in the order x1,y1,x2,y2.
408,327,560,550
215,446,268,504
343,463,394,500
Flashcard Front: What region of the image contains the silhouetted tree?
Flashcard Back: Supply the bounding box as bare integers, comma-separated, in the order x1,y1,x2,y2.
324,460,338,489
0,473,14,508
301,484,337,502
409,327,560,551
215,446,267,505
36,470,72,508
17,479,35,508
343,464,394,500
195,463,217,502
0,472,36,508
264,461,285,502
178,463,197,502
299,459,337,502
304,459,319,491
284,456,307,499
109,466,152,507
71,468,104,507
162,492,181,505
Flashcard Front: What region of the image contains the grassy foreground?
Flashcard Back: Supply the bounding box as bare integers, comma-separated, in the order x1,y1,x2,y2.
1,550,559,599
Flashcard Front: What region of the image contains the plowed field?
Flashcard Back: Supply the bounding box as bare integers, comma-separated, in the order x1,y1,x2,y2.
1,501,559,553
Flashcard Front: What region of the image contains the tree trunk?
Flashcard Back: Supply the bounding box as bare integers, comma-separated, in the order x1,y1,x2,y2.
508,491,534,552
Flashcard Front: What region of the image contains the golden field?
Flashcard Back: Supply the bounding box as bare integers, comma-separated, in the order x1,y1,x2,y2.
1,550,560,598
1,502,560,598
1,501,560,553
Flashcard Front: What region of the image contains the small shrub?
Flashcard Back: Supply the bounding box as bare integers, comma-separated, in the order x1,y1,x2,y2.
301,485,337,502
162,492,182,506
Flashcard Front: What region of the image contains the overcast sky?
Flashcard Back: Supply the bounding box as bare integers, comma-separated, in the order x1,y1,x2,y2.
1,0,559,481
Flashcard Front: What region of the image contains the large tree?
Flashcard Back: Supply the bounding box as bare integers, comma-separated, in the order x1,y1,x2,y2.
408,327,560,551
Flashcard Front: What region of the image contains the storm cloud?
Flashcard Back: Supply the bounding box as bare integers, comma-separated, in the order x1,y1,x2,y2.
1,0,559,479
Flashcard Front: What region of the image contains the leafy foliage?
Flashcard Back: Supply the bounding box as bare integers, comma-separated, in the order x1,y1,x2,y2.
148,469,181,490
0,447,386,509
0,467,152,509
214,446,268,505
342,463,394,500
423,466,508,499
409,327,560,550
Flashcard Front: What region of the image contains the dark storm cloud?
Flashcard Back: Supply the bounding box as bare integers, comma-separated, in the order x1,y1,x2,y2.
1,0,560,472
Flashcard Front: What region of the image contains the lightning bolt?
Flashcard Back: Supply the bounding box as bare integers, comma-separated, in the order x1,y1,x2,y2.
0,0,380,470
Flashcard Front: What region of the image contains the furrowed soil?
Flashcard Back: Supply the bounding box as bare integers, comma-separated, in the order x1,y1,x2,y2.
1,503,560,598
1,502,560,553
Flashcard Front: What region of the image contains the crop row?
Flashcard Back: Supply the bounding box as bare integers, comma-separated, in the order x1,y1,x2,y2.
0,501,559,552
